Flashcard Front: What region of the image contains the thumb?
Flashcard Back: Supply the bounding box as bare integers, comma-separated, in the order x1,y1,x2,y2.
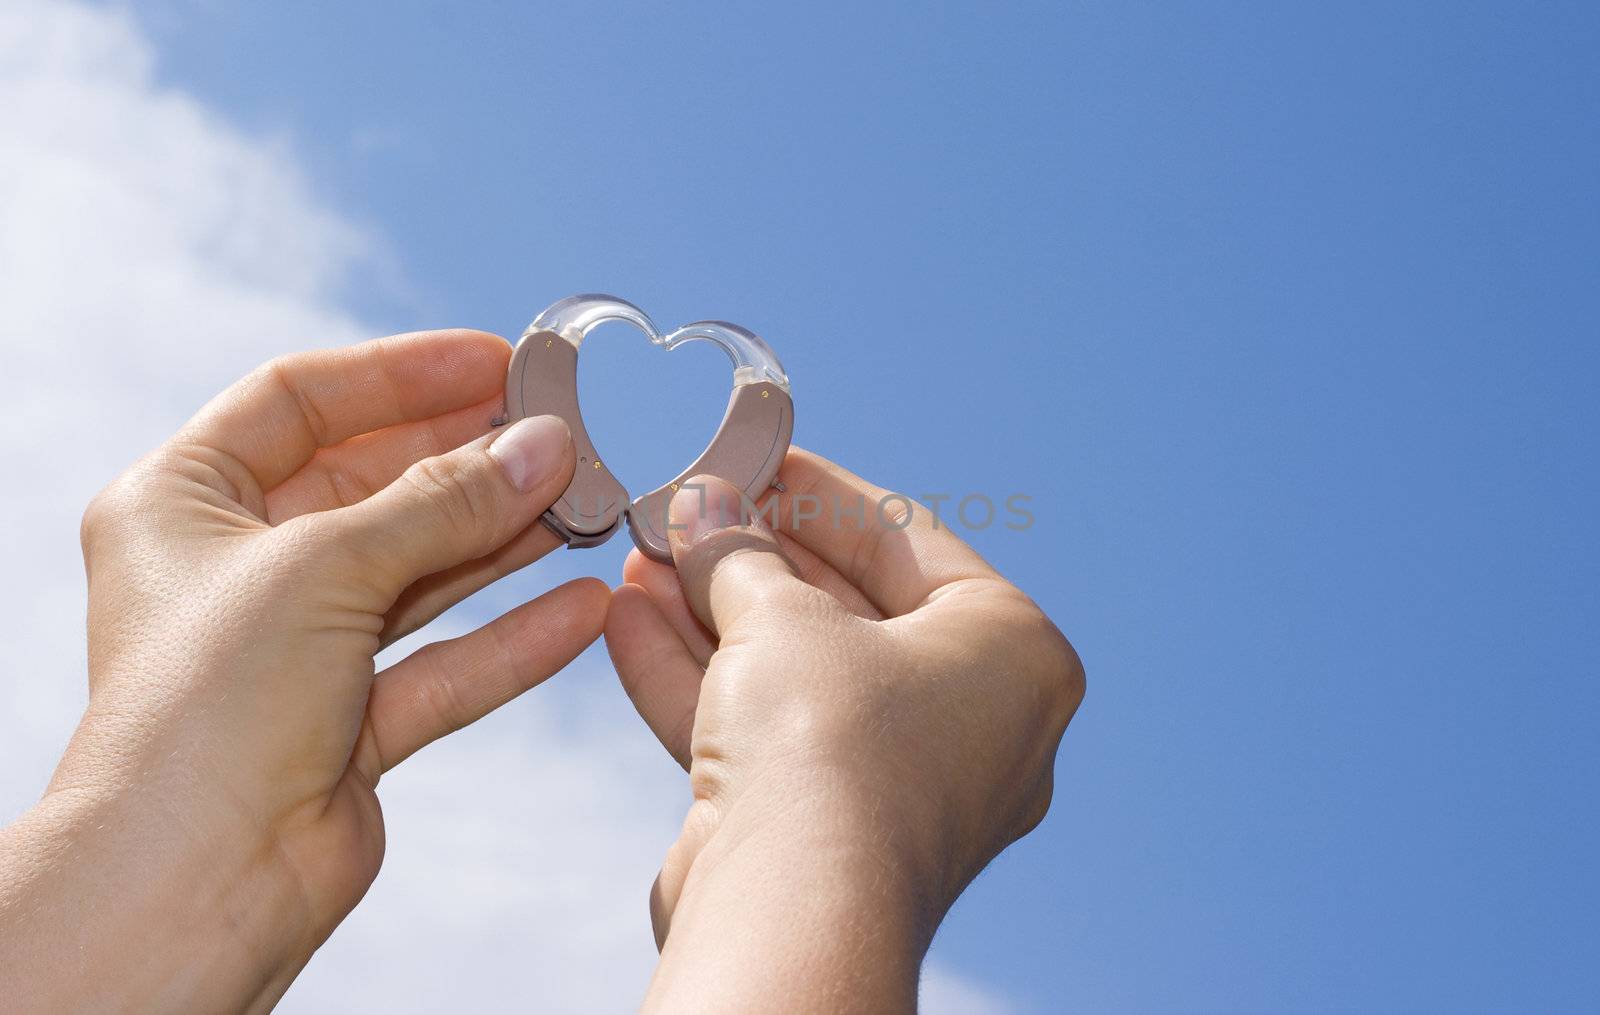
669,474,804,636
333,414,574,590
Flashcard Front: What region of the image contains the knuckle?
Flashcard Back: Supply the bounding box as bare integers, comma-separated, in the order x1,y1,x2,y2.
79,487,115,552
993,591,1085,726
78,468,144,555
1016,773,1056,840
414,648,471,734
687,750,735,806
846,495,913,587
259,353,330,443
240,357,281,392
1041,621,1086,706
1033,615,1086,723
254,354,294,382
404,454,496,537
878,493,915,530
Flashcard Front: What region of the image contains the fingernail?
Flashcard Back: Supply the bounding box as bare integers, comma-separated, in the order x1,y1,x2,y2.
670,477,747,545
489,415,570,492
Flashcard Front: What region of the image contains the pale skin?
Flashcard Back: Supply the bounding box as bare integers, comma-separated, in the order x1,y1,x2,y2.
0,329,1084,1012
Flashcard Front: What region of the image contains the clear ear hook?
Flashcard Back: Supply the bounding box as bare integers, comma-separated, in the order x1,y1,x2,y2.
506,293,795,563
659,320,792,392
530,295,791,392
529,293,659,348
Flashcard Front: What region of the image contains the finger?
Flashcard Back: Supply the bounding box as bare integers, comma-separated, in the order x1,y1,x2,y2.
365,577,610,773
379,518,566,643
264,393,504,522
668,475,811,637
181,329,510,490
773,532,884,620
622,550,717,666
604,584,703,768
324,414,573,593
379,519,564,648
757,447,1001,617
620,533,881,668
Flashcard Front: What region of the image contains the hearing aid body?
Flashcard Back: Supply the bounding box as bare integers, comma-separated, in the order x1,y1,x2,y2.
503,294,794,563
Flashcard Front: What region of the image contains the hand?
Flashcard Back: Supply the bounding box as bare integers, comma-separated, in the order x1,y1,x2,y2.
0,331,607,1011
605,450,1085,1012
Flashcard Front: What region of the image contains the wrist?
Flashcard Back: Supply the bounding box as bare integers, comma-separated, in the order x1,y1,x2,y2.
710,751,975,907
695,767,951,926
645,767,953,1013
1,777,313,1011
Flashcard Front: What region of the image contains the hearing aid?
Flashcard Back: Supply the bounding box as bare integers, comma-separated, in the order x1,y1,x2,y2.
502,294,794,564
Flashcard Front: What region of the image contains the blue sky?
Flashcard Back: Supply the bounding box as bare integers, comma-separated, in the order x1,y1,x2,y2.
6,1,1598,1009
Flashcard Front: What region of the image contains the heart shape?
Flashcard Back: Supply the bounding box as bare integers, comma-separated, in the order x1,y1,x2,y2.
503,294,794,563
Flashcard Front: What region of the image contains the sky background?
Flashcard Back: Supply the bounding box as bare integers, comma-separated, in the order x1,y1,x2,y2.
2,1,1597,1011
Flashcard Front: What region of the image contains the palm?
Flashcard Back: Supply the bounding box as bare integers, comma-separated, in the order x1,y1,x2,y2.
116,331,608,942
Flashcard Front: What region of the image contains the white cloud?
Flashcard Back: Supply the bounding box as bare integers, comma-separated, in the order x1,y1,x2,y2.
287,637,688,1012
921,964,1020,1015
0,0,372,809
0,2,1013,1009
0,3,681,1006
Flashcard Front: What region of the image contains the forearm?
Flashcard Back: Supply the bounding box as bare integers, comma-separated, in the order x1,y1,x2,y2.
645,787,944,1013
0,783,309,1012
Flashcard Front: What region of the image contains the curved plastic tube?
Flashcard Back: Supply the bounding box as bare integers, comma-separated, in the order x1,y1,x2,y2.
503,294,794,563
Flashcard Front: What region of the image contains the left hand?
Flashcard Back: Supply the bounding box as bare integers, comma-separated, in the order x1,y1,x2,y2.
0,330,607,1011
604,453,1083,1010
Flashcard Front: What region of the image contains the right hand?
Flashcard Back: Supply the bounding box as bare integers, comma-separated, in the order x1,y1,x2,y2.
605,449,1084,1009
4,330,604,1012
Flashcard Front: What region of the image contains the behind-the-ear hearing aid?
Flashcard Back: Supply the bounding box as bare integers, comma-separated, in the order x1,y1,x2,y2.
502,294,794,564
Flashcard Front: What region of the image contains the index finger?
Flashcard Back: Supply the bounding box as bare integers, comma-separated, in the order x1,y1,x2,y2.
757,447,1002,618
177,329,510,491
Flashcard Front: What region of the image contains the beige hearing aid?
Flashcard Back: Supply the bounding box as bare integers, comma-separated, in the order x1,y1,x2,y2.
502,294,794,564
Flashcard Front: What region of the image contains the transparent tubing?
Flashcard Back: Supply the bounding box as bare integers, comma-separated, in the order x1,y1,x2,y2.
526,295,790,392
528,293,658,348
660,320,791,391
